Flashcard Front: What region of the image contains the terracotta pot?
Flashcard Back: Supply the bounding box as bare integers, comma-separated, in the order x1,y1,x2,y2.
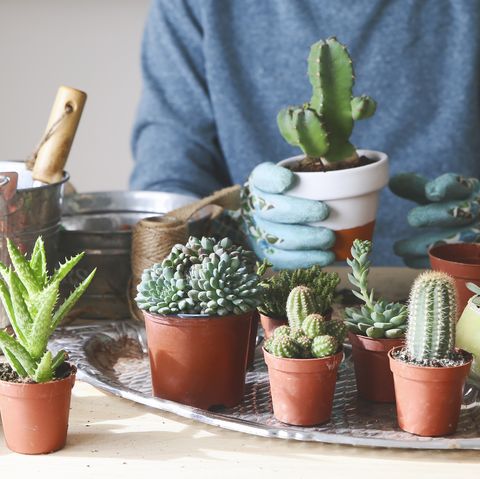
389,347,472,436
278,150,389,260
348,332,404,402
246,311,259,370
143,310,252,409
429,243,480,316
259,308,333,340
263,348,343,426
0,367,76,454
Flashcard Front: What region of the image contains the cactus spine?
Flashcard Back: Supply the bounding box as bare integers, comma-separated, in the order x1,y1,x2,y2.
286,286,317,329
277,37,376,165
407,271,457,361
312,335,338,358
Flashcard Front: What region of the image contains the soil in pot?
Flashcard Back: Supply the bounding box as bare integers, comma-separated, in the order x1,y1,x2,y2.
263,348,343,426
144,310,252,410
287,155,375,173
389,347,472,437
0,362,76,454
348,332,404,403
429,243,480,316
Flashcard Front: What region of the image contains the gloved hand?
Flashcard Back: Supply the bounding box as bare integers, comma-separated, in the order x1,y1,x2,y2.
390,172,480,268
241,162,335,269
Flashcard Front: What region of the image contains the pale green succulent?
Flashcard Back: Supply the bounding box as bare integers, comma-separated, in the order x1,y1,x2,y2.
136,236,263,316
0,237,95,383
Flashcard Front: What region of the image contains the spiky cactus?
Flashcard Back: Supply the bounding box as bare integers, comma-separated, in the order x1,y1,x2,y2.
269,335,301,358
286,286,317,328
0,237,95,383
302,313,326,339
277,37,376,166
325,320,348,344
273,325,291,338
407,271,457,361
312,335,338,358
136,236,263,316
345,239,407,339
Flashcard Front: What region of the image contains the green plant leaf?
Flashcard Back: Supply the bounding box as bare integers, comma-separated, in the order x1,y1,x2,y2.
29,236,47,286
33,350,53,383
52,349,67,371
51,269,96,331
7,239,41,296
0,331,36,377
9,269,32,341
48,252,85,285
28,281,59,360
0,277,29,347
3,346,28,378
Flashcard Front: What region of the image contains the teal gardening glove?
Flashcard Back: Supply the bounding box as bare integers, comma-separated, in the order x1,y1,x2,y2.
241,162,336,269
390,173,480,268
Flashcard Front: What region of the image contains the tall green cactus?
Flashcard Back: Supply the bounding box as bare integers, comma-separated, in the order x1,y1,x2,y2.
286,285,317,328
407,271,457,361
277,37,376,164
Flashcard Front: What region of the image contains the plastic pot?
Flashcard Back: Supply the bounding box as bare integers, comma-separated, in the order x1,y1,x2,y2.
278,150,389,260
143,310,252,409
348,332,404,402
263,348,343,426
429,243,480,316
0,367,76,454
456,298,480,384
389,347,472,436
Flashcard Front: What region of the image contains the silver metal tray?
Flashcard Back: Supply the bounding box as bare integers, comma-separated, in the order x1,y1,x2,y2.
51,321,480,450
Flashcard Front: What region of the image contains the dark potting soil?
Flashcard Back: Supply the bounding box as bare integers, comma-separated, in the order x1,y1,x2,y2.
392,348,471,368
0,361,74,384
287,155,374,173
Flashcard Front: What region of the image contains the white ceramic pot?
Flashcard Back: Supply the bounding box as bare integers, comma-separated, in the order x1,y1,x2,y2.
278,149,389,260
456,298,480,384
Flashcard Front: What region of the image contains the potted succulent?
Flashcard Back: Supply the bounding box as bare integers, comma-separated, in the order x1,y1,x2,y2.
345,239,407,402
263,285,346,426
136,236,263,409
389,271,472,437
0,237,95,454
456,282,480,386
258,265,339,339
276,37,388,259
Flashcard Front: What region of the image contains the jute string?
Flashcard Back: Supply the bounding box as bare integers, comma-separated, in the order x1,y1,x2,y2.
128,185,241,321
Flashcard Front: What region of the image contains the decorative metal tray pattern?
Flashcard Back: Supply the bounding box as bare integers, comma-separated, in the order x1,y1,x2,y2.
51,321,480,450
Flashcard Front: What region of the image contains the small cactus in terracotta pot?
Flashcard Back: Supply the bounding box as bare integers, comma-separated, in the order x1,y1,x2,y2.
389,271,473,437
263,286,345,426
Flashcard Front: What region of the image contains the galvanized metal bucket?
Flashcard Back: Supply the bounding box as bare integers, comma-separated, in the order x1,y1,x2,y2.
0,160,68,327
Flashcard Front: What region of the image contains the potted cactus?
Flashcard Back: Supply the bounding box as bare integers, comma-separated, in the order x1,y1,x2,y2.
344,239,407,402
276,37,388,259
258,265,339,339
456,282,480,385
0,237,95,454
136,236,263,409
263,285,346,426
389,271,473,436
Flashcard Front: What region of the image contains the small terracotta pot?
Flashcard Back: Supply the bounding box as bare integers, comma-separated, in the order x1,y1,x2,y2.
263,348,343,426
389,347,472,436
246,312,259,370
429,243,480,316
348,332,404,402
144,310,252,409
0,367,76,454
259,309,333,340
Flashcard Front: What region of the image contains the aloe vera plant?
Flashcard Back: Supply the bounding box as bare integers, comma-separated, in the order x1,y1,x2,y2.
0,237,96,383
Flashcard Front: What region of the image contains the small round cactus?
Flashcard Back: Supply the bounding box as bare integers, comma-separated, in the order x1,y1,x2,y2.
325,320,347,344
312,335,338,358
273,325,291,338
286,286,317,329
268,335,301,358
295,335,313,358
302,313,326,338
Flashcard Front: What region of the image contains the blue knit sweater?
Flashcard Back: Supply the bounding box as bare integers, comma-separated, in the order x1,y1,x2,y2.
131,0,480,264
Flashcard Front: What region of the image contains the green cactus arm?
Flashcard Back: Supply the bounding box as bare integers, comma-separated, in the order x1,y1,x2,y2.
346,240,375,309
28,281,59,360
295,107,330,158
51,269,96,331
33,350,54,383
351,95,377,120
48,252,85,285
277,107,300,146
7,239,41,296
0,276,29,348
29,236,47,286
8,269,33,342
0,330,36,377
0,264,29,300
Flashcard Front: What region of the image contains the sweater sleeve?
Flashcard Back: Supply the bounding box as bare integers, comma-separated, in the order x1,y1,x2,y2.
130,0,231,196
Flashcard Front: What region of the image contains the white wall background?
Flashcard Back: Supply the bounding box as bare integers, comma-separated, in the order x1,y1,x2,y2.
0,0,151,191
